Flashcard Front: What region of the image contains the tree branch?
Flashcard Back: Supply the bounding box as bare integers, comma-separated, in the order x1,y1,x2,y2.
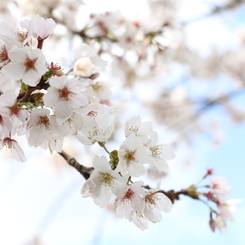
58,151,198,203
58,151,94,180
143,185,197,204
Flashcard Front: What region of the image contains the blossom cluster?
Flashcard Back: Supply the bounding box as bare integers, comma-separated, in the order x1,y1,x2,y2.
82,116,175,229
0,15,176,230
0,11,241,233
0,15,112,159
186,168,241,234
207,176,241,234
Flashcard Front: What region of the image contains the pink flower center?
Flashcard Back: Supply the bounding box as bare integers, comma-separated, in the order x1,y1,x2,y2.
3,137,13,148
124,188,135,200
24,57,38,71
145,193,157,205
58,87,71,101
92,83,102,91
124,149,136,164
0,45,8,62
16,29,28,42
8,104,20,116
100,173,114,185
38,116,50,126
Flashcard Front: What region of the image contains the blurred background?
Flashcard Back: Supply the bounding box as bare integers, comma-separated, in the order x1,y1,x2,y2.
0,0,245,244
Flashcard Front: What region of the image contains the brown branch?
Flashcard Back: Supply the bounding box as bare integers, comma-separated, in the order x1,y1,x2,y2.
17,76,49,103
143,185,198,204
58,151,94,180
58,151,198,203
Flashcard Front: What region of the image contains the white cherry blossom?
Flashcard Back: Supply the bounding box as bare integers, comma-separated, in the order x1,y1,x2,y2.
43,76,88,124
0,137,26,162
211,214,227,234
73,57,93,77
25,108,65,152
124,116,153,141
130,211,149,231
76,103,114,145
84,80,112,103
143,184,172,223
210,177,232,202
145,132,175,172
114,181,145,219
0,91,28,134
218,199,241,220
0,21,23,48
76,110,114,145
81,155,128,208
73,43,106,75
20,15,56,41
117,133,150,177
1,46,47,86
0,41,9,68
0,115,12,138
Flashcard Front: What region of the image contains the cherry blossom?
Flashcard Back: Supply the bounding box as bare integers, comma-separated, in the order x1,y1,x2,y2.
84,80,112,103
0,91,28,134
43,76,88,124
114,181,145,219
117,133,150,177
0,137,26,162
73,43,106,76
25,108,67,153
124,116,153,141
76,109,114,145
130,211,149,231
0,9,241,235
210,177,232,202
81,155,128,208
76,102,114,145
73,57,93,77
145,132,175,172
0,21,23,48
0,115,12,138
20,15,56,41
0,41,9,68
143,184,172,223
210,214,227,234
1,46,47,86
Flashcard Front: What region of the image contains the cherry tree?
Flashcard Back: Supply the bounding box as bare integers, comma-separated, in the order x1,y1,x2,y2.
0,0,244,244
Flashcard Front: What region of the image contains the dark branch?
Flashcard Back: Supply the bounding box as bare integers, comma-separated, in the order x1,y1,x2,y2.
58,151,198,203
143,185,197,204
17,76,49,103
58,151,94,180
